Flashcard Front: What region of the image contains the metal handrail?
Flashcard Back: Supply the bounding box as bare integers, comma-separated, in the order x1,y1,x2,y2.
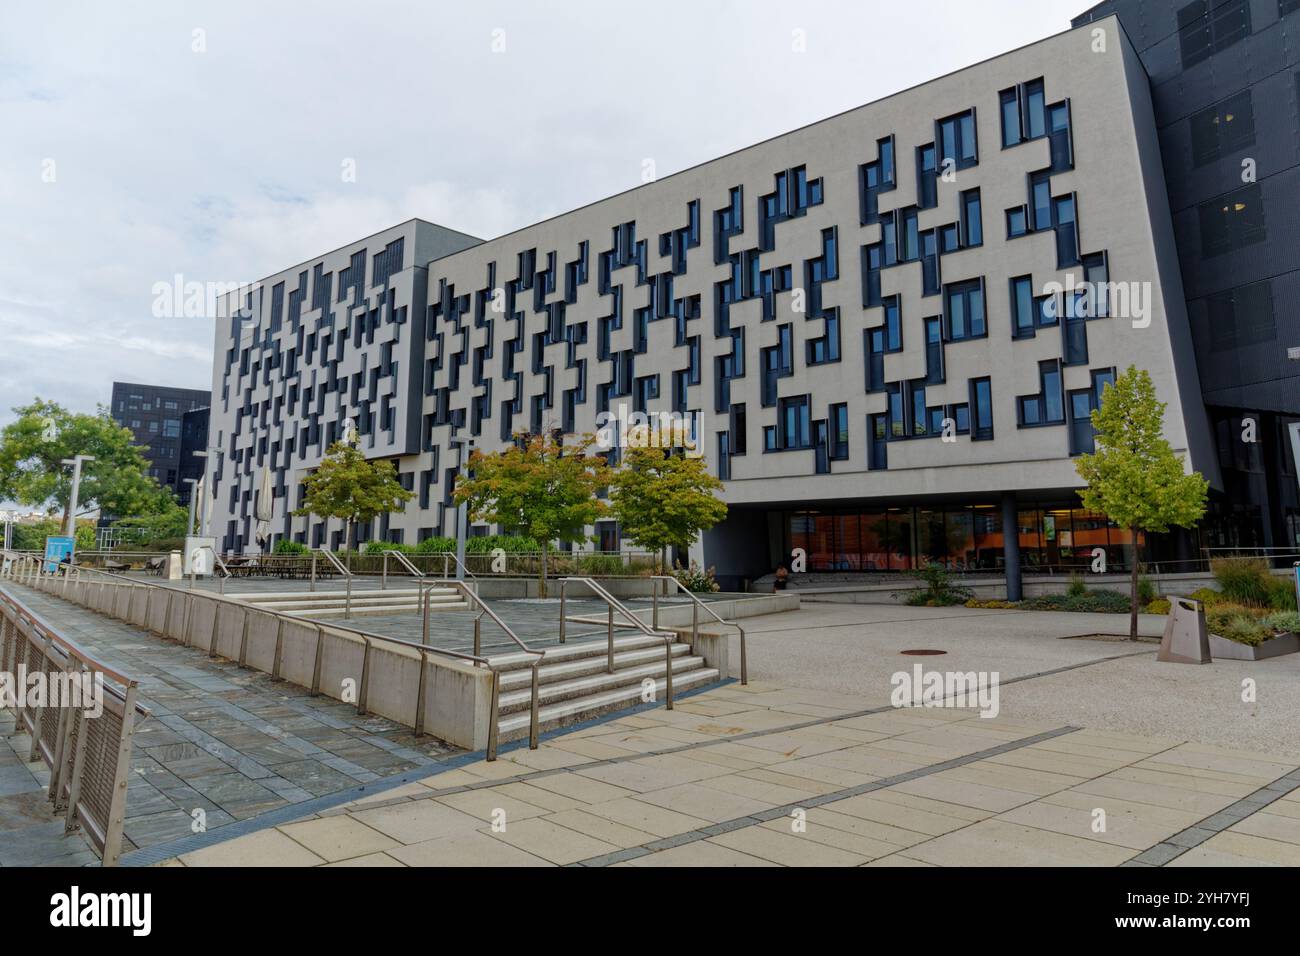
0,579,151,866
23,562,536,760
651,575,747,685
382,549,426,589
417,577,544,757
559,576,677,709
314,549,354,618
437,550,478,581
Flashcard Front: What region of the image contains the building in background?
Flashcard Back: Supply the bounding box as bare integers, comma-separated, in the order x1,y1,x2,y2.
110,381,210,505
209,16,1220,591
1073,0,1300,551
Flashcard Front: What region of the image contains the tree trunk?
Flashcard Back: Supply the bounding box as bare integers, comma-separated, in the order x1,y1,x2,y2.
539,540,548,599
1129,526,1139,642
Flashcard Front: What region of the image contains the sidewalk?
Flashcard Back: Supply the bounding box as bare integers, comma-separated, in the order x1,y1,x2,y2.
165,681,1300,867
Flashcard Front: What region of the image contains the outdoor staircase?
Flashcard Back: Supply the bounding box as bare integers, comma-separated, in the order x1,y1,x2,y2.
490,632,720,741
234,586,469,618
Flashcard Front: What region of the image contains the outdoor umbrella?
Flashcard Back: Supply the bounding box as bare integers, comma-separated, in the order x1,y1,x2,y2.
254,467,274,547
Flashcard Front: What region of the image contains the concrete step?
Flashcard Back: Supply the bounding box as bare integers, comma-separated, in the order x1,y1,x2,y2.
241,588,434,603
496,666,721,741
490,632,675,673
497,642,692,691
283,601,470,618
496,654,707,715
249,592,461,611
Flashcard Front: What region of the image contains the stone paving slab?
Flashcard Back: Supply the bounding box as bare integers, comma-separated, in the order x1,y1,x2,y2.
2,583,460,865
159,678,1300,867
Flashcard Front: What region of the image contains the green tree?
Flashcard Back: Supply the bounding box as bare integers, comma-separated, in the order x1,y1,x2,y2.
0,399,175,526
294,442,414,557
609,446,728,572
454,432,609,596
1075,366,1208,640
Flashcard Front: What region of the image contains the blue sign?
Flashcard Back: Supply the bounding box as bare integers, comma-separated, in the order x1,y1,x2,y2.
44,535,75,573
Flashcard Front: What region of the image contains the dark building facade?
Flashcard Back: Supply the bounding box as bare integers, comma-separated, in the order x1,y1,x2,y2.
1074,0,1300,552
110,382,210,505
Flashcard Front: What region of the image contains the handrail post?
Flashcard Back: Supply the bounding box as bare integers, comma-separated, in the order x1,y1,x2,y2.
528,663,540,750
421,583,430,646
311,551,317,592
474,611,482,657
607,604,614,674
345,571,352,620
739,624,748,685
486,669,500,761
559,582,566,644
382,553,388,591
664,637,674,710
652,583,659,630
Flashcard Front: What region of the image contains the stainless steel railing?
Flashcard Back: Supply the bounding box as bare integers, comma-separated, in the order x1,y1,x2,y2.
0,564,150,866
313,548,354,617
558,576,677,710
418,578,544,758
382,549,426,589
651,575,748,685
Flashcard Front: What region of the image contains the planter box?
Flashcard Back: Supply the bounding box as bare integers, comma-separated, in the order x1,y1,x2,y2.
1208,631,1300,661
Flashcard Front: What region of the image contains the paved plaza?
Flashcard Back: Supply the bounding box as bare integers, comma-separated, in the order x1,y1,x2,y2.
165,681,1300,867
0,586,457,866
5,581,1300,866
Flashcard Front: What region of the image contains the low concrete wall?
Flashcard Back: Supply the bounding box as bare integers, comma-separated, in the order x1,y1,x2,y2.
24,574,495,751
666,626,731,678
797,571,1260,606
472,576,664,599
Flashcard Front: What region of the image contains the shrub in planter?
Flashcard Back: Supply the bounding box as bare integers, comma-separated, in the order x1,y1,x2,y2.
1205,605,1269,646
274,540,309,555
1211,557,1272,606
1144,598,1171,615
904,562,973,607
1067,574,1088,599
674,561,721,593
577,553,624,576
363,541,415,554
1265,575,1297,611
415,536,456,554
1189,587,1222,606
1261,611,1300,634
1137,576,1157,605
1020,590,1132,613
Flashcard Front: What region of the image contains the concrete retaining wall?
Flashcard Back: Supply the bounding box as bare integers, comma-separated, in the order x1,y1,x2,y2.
23,575,495,751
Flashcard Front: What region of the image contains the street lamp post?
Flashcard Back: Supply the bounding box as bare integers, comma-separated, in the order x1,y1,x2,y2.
183,478,200,536
450,439,474,581
61,454,95,565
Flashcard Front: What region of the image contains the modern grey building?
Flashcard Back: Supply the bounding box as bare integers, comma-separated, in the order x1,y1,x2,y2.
209,16,1220,591
1074,0,1300,552
110,381,210,505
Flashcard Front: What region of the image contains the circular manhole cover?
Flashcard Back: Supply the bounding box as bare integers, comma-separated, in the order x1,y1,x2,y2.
900,649,947,656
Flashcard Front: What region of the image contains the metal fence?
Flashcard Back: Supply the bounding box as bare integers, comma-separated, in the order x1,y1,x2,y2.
0,555,148,866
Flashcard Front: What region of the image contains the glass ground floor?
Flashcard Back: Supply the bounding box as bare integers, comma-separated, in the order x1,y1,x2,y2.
778,503,1166,575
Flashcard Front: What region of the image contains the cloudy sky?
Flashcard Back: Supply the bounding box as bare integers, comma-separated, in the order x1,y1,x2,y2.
1,0,1088,425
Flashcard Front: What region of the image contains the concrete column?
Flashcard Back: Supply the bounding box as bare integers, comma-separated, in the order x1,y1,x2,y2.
1001,492,1022,602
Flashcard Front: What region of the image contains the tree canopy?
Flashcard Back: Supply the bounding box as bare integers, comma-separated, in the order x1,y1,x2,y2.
0,398,175,521
1075,366,1207,638
609,446,727,570
454,432,609,595
294,442,414,549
